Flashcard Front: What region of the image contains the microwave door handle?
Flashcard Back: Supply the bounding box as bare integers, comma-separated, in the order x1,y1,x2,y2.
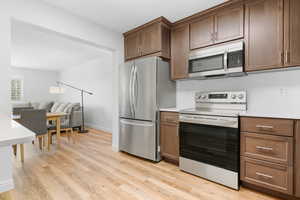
224,51,228,71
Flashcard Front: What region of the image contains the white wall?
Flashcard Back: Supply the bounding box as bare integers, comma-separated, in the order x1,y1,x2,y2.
0,2,12,116
0,0,15,194
58,55,113,133
177,68,300,115
11,67,59,103
10,0,123,150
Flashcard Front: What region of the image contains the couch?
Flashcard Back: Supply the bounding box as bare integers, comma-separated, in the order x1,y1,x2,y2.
12,101,82,129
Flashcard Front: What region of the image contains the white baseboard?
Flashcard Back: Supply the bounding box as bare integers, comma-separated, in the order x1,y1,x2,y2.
85,123,112,133
112,145,119,152
0,179,14,193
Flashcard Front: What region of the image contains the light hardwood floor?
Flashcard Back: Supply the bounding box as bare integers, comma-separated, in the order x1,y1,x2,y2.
10,129,282,200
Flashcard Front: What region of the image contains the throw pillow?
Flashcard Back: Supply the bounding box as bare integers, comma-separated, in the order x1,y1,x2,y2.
63,103,75,114
51,102,61,113
56,103,68,113
29,102,40,109
39,102,53,112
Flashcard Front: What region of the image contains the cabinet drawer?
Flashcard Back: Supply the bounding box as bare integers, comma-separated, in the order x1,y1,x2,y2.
160,112,179,124
241,132,293,166
240,117,294,136
241,157,293,195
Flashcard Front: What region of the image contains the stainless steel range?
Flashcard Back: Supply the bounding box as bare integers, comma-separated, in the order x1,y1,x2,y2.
179,91,247,190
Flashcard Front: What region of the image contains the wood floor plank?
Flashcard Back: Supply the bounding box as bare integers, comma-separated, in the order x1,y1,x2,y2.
10,129,282,200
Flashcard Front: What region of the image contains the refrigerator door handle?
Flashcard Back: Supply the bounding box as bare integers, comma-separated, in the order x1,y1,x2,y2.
120,119,154,127
129,65,135,116
133,65,138,114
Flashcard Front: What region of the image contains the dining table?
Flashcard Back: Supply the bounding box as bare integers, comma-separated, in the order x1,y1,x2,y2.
12,112,67,148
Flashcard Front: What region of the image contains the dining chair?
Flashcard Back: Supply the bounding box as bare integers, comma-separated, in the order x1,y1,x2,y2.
17,109,48,162
48,124,76,149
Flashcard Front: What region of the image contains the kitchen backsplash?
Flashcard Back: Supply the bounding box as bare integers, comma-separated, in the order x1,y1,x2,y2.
176,68,300,115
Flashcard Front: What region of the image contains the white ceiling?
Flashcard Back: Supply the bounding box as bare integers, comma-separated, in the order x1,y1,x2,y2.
11,20,110,71
42,0,227,33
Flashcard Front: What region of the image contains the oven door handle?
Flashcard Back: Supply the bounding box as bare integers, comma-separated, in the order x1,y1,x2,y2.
224,50,228,71
179,118,238,128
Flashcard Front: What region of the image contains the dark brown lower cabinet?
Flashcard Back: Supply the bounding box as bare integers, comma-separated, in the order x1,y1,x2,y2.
160,112,179,164
240,116,296,197
241,157,293,195
295,121,300,198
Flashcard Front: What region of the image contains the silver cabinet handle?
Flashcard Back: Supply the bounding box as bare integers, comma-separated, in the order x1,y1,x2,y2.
285,51,290,64
165,117,177,123
256,172,273,179
256,146,273,152
256,125,274,131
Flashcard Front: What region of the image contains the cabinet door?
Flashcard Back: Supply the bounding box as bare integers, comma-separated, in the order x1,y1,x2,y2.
124,32,140,60
284,0,300,67
190,15,214,49
171,24,189,80
160,122,179,163
295,121,300,198
140,23,161,56
245,0,284,72
214,5,244,44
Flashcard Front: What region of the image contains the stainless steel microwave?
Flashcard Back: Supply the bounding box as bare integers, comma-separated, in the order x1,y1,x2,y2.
188,41,244,79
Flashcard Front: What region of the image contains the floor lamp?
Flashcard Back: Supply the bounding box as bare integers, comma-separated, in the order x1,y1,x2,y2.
50,81,93,133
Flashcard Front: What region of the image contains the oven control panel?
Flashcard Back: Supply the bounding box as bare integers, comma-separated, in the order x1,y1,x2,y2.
195,91,246,104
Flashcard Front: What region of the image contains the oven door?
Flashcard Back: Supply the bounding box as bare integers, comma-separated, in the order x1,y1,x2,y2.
179,122,239,172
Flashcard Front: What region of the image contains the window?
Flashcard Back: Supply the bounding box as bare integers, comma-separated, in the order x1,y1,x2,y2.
11,78,23,101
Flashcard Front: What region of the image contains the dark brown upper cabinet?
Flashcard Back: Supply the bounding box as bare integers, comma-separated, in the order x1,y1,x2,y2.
123,17,171,61
171,24,189,80
124,31,140,60
190,5,244,50
284,0,300,67
190,15,215,49
214,5,244,44
139,23,161,56
245,0,284,72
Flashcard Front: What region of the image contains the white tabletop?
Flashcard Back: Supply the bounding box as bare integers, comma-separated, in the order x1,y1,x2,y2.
0,116,35,147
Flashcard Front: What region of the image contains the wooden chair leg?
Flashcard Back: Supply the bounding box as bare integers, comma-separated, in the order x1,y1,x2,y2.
71,128,75,144
20,144,24,163
67,129,71,142
38,136,43,151
43,135,46,148
48,132,51,151
12,145,17,156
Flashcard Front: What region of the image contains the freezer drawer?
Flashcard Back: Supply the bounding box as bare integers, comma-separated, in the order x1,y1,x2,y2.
120,118,157,161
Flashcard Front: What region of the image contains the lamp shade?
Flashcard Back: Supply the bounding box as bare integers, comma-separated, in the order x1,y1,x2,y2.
49,86,64,94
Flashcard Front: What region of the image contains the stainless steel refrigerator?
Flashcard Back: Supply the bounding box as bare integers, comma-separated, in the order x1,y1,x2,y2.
119,56,176,162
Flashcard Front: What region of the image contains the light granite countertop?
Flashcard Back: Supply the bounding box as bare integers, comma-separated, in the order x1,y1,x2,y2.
0,115,35,147
159,108,300,119
239,111,300,120
159,108,180,112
